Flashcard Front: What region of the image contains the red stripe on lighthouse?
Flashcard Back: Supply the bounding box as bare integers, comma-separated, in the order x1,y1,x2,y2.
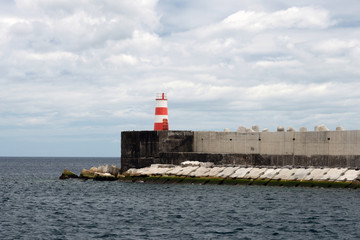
155,107,168,115
154,122,164,131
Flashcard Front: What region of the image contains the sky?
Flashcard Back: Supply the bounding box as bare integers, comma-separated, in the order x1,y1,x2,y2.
1,0,360,157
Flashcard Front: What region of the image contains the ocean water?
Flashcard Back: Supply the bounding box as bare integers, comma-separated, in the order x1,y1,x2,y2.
1,157,360,239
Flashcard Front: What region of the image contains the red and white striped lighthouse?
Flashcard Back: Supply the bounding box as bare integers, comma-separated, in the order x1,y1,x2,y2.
154,93,169,131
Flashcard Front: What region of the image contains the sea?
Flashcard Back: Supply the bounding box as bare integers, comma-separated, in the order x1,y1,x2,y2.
1,157,360,240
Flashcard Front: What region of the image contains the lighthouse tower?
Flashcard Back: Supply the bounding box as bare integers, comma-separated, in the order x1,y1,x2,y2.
154,93,169,131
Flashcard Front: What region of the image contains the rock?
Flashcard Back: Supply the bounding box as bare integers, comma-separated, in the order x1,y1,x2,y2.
59,169,79,179
93,172,117,181
108,165,121,177
97,165,107,173
79,169,96,179
94,164,121,177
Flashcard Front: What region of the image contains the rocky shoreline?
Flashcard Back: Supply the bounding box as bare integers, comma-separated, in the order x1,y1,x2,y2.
59,164,121,181
60,161,360,189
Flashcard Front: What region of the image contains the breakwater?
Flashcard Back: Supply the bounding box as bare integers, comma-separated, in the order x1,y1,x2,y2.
121,130,360,172
122,162,360,189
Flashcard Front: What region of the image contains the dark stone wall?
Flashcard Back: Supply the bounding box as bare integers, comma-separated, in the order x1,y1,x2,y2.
121,131,360,171
121,131,194,171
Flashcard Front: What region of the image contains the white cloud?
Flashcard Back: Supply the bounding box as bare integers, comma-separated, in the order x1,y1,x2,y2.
1,1,360,156
254,59,301,68
313,39,360,54
219,7,335,32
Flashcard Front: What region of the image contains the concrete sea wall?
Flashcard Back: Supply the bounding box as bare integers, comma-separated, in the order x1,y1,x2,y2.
121,130,360,172
194,131,360,156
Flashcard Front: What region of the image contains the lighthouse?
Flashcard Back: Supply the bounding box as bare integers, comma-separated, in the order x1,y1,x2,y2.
154,93,169,131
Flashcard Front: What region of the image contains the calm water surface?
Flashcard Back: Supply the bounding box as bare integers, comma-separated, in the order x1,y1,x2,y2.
0,157,359,239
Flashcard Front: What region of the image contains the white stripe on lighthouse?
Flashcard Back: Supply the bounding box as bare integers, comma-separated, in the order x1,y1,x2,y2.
155,115,168,123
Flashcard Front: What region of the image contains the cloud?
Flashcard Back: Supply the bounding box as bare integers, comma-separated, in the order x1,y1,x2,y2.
1,1,360,156
222,7,335,31
313,39,360,54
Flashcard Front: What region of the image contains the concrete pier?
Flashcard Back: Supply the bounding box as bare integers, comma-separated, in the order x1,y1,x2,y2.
121,130,360,172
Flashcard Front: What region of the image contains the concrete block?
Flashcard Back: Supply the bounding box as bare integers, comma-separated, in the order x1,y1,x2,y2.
299,127,307,132
272,168,297,180
206,167,226,177
287,127,296,132
252,125,260,132
243,168,267,179
126,168,140,175
337,169,360,181
303,168,331,181
277,126,284,132
261,168,282,179
189,167,211,177
229,167,253,178
166,166,183,175
150,167,172,175
217,167,240,178
336,126,345,131
144,166,160,175
135,167,151,175
237,126,246,133
176,166,199,176
288,168,314,180
319,168,348,181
